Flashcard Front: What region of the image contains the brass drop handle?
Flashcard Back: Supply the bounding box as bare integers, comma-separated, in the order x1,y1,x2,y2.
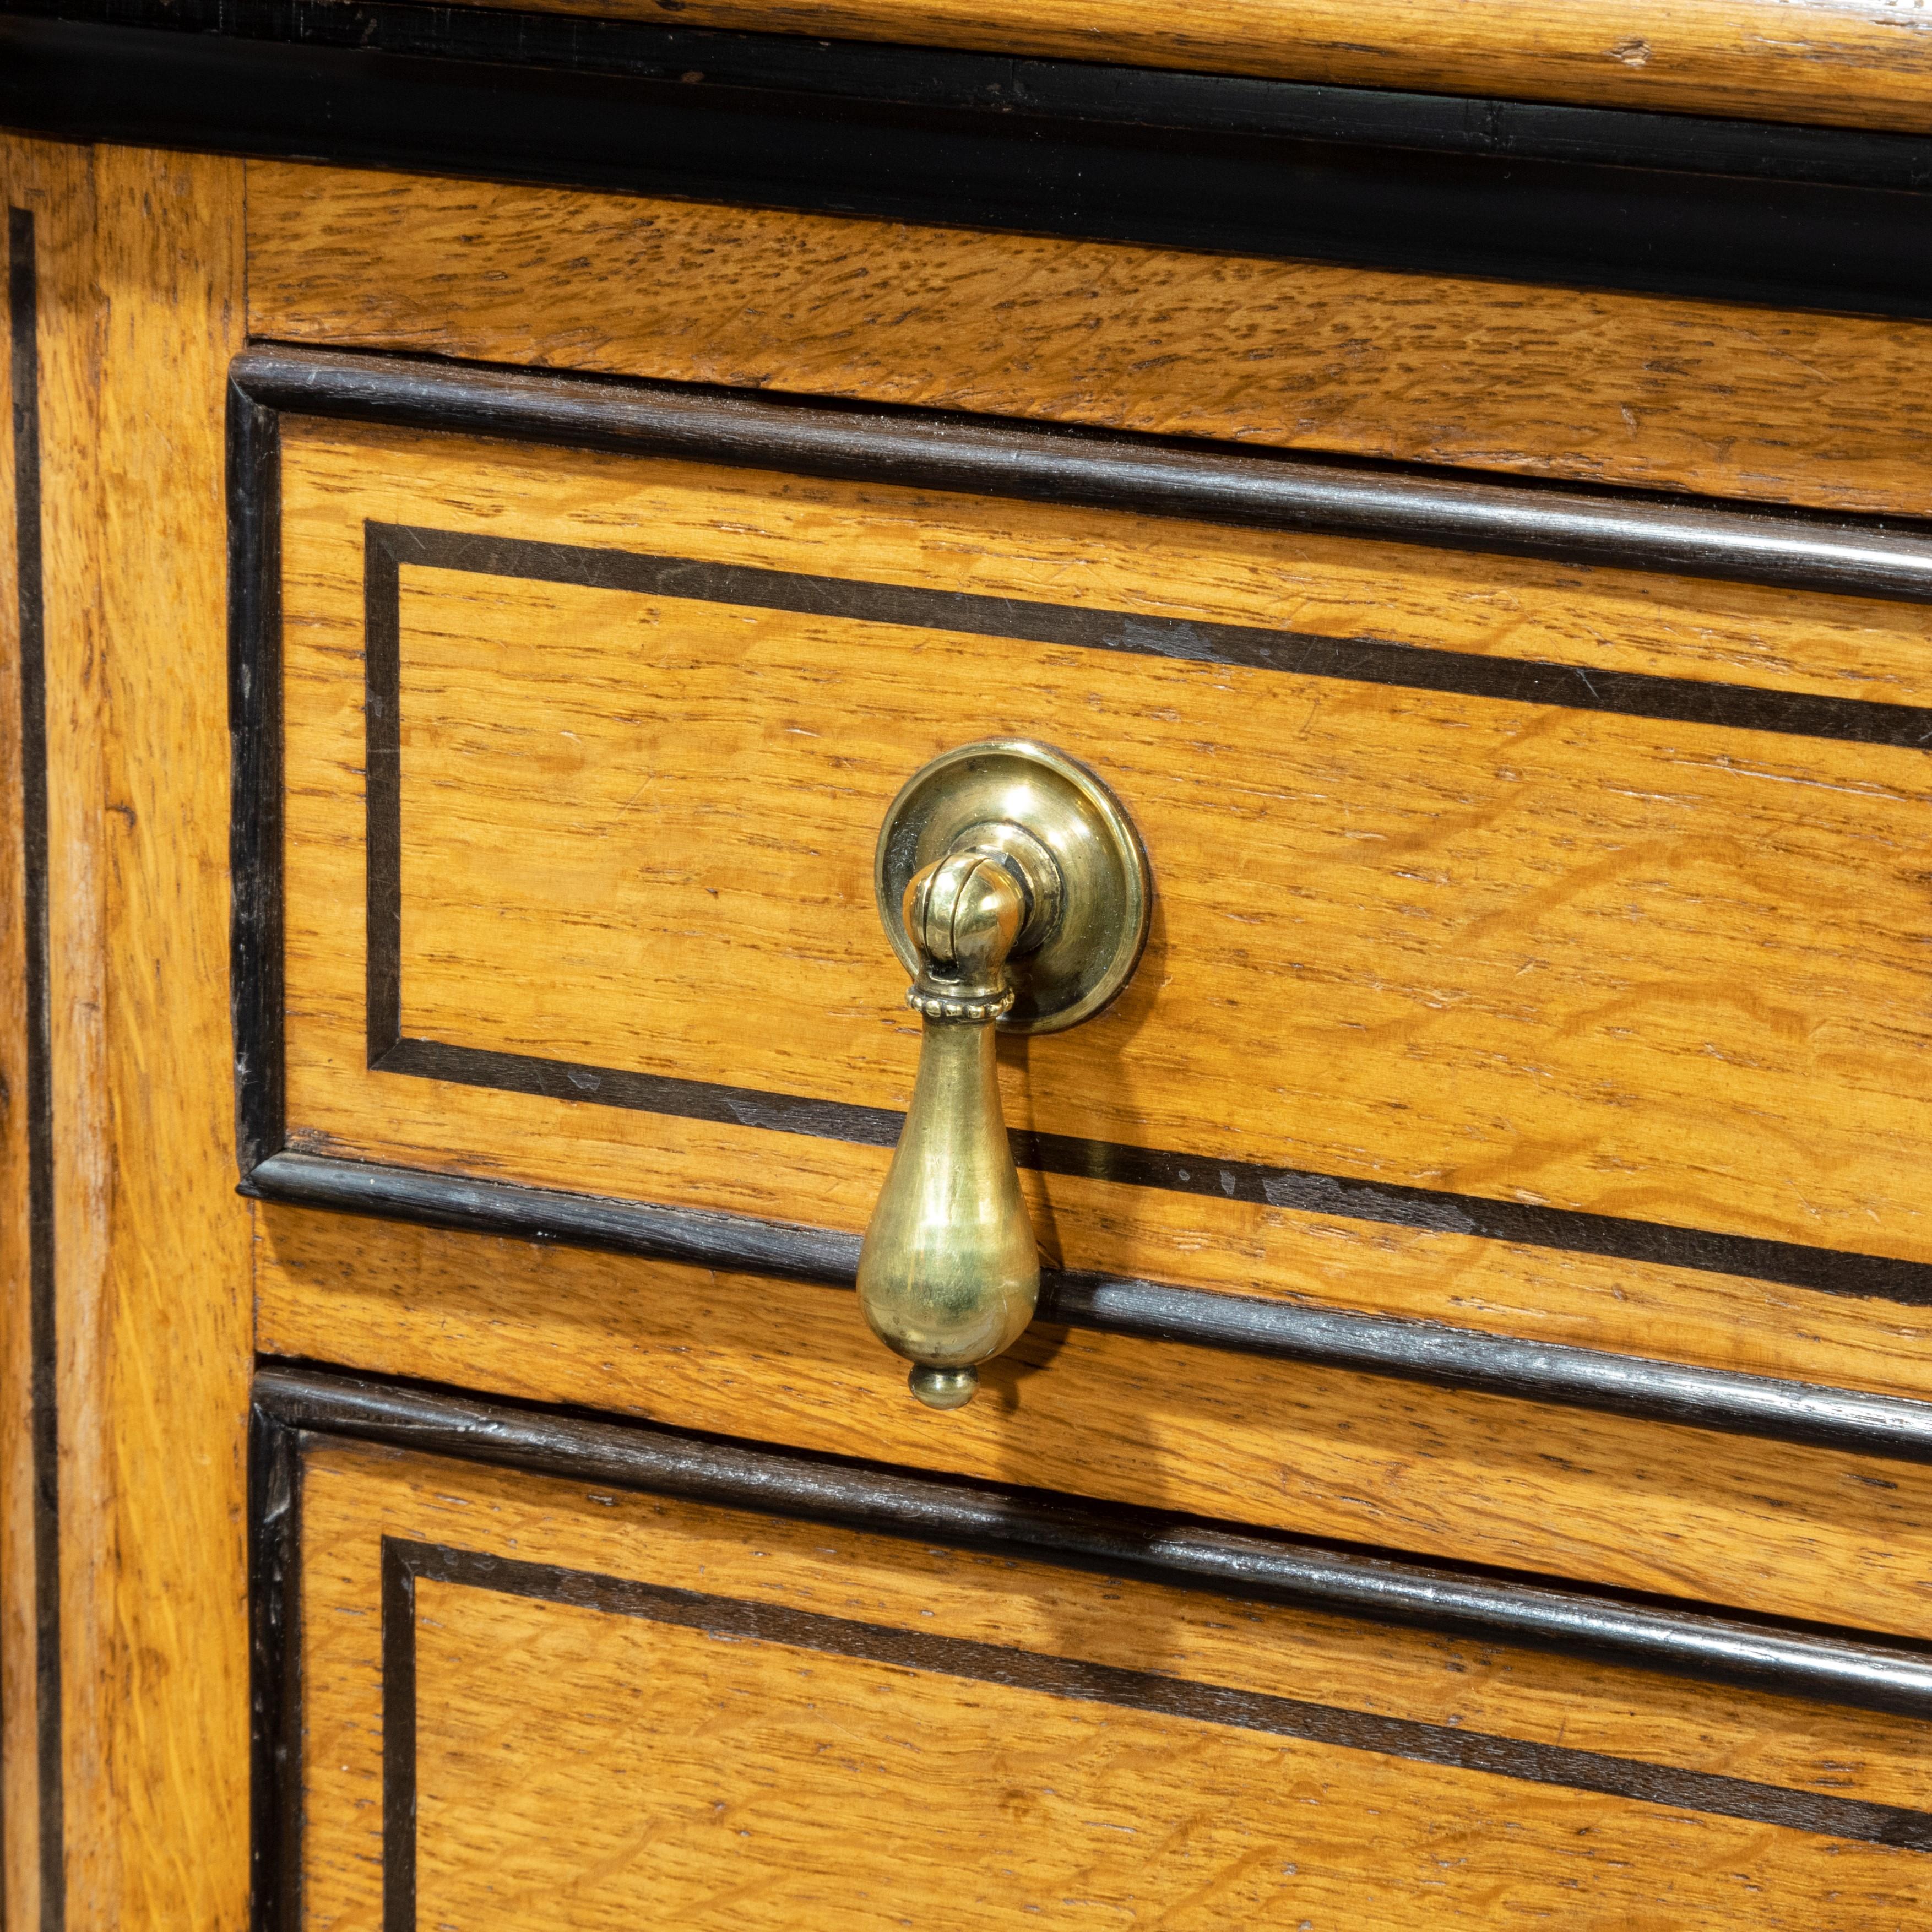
859,742,1151,1409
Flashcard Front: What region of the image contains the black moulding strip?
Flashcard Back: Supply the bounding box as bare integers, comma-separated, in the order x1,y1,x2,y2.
231,346,1932,607
254,1361,1932,1721
242,1151,1932,1469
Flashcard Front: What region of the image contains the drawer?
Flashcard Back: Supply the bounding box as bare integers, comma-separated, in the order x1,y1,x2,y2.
238,350,1932,1304
236,343,1932,1637
14,34,1932,1932
258,1369,1932,1930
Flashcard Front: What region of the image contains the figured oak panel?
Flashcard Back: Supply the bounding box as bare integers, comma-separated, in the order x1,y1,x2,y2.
297,1439,1931,1930
246,164,1932,520
88,146,256,1932
276,421,1932,1278
258,1208,1932,1641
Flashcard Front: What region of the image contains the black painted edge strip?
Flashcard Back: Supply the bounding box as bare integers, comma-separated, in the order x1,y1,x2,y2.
257,1363,1932,1724
372,1036,1932,1307
243,1151,1932,1469
227,369,283,1179
14,0,1932,194
394,1538,1932,1851
240,346,1932,607
10,204,63,1932
247,1406,302,1932
9,13,1932,319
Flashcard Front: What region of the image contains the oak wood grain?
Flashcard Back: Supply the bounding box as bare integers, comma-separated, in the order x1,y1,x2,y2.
258,1208,1932,1642
276,425,1932,1277
66,146,253,1932
435,0,1932,135
247,162,1932,519
297,1440,1932,1930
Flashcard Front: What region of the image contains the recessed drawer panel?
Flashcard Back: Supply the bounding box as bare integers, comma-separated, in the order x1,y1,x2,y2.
265,1378,1932,1932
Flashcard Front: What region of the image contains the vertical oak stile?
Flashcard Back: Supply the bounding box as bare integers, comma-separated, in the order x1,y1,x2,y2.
83,146,252,1930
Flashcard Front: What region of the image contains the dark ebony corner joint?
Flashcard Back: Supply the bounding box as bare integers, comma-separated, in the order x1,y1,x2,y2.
8,0,1932,316
228,344,1932,1480
247,1360,1932,1932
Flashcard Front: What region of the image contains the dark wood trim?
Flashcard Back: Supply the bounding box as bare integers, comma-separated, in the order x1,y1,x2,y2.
9,203,62,1932
227,368,283,1179
391,1536,1932,1855
246,1404,302,1932
14,0,1932,194
9,2,1932,318
246,1148,1932,1470
246,348,1932,607
256,1363,1932,1729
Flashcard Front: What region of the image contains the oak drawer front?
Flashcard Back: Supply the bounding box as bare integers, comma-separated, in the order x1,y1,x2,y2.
262,1374,1932,1931
246,355,1932,1311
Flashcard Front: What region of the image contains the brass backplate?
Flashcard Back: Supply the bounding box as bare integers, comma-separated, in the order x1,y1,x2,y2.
875,741,1151,1033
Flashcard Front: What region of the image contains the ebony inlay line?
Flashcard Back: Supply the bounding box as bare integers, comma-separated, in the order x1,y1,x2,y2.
245,1150,1932,1468
379,1524,415,1932
363,523,401,1071
371,520,1932,749
373,1039,901,1145
254,1364,1932,1723
388,1538,1932,1854
11,204,63,1932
